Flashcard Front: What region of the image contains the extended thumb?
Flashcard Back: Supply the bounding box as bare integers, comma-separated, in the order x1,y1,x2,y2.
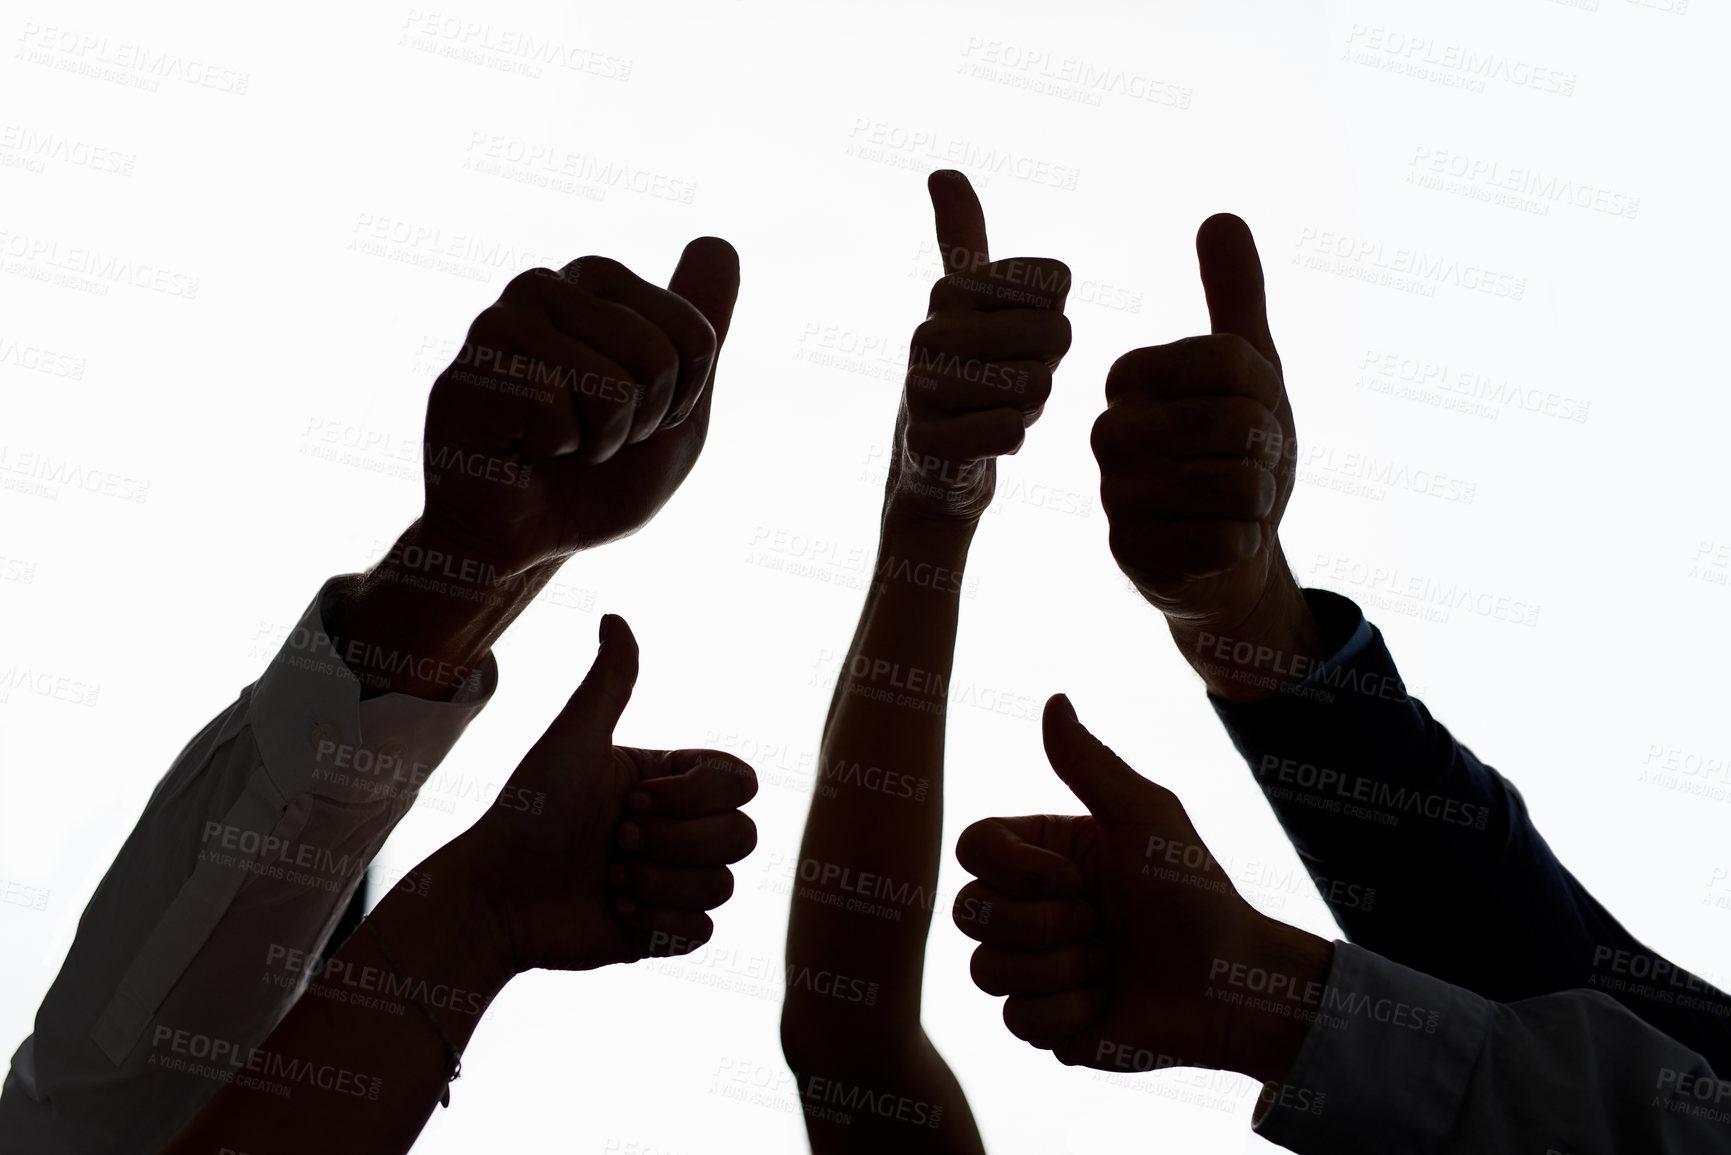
549,613,640,742
1195,213,1280,374
1041,694,1162,820
929,169,989,274
667,236,741,352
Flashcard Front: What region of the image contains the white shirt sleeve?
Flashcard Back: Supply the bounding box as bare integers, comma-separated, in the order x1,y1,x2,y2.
1254,939,1731,1154
0,577,499,1155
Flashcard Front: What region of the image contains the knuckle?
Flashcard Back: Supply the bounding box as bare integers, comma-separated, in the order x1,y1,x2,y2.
1233,343,1271,389
910,317,946,352
563,253,622,282
969,950,998,992
1104,347,1154,399
503,267,555,299
681,313,719,360
926,280,952,315
1106,523,1136,561
729,762,759,801
1107,511,1161,554
1210,330,1256,361
1255,407,1284,444
1216,334,1278,397
913,313,969,349
732,814,759,858
1088,411,1119,461
1022,364,1054,402
1048,313,1073,354
463,303,516,347
901,420,938,458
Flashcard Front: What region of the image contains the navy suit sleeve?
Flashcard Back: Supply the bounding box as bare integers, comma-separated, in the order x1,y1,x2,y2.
1213,588,1731,1075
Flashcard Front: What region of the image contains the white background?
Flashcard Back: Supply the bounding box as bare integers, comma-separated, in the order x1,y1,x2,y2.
2,0,1728,1150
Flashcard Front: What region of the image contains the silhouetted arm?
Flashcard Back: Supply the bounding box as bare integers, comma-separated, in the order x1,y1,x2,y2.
159,842,509,1155
780,171,1071,1155
1090,214,1731,1072
952,699,1729,1155
780,497,987,1155
163,616,757,1155
1253,941,1731,1155
1207,586,1731,1076
0,569,498,1155
0,243,743,1155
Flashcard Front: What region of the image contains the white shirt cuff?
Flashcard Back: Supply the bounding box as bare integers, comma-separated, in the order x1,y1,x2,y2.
1253,940,1489,1154
248,576,499,807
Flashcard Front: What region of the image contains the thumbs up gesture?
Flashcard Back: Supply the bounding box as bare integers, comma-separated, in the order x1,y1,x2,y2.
1091,215,1297,627
421,237,741,576
447,614,759,976
951,695,1331,1084
888,170,1073,521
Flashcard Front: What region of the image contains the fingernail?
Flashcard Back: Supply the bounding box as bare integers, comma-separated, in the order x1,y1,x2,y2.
614,896,637,916
617,822,641,851
1050,693,1078,723
599,613,620,645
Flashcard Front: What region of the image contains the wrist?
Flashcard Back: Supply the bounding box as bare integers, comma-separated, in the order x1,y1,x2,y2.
326,520,552,700
1219,917,1335,1085
871,495,980,601
1166,551,1325,703
417,838,521,993
881,490,982,540
884,407,996,525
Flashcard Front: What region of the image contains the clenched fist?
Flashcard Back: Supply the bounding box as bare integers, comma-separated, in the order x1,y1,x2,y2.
889,170,1073,521
1091,215,1296,629
421,238,740,575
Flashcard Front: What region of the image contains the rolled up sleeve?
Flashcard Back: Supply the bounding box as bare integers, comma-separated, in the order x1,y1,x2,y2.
0,577,497,1155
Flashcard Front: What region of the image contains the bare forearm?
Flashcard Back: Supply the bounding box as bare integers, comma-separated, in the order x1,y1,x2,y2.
788,572,987,1154
787,496,975,1045
161,841,512,1155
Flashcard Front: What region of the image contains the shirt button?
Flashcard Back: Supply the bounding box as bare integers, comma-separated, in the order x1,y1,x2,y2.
308,722,344,755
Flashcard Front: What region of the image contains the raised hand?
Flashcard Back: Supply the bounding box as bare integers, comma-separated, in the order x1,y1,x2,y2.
421,237,741,575
450,614,758,975
951,695,1329,1084
1091,215,1297,629
889,170,1072,521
